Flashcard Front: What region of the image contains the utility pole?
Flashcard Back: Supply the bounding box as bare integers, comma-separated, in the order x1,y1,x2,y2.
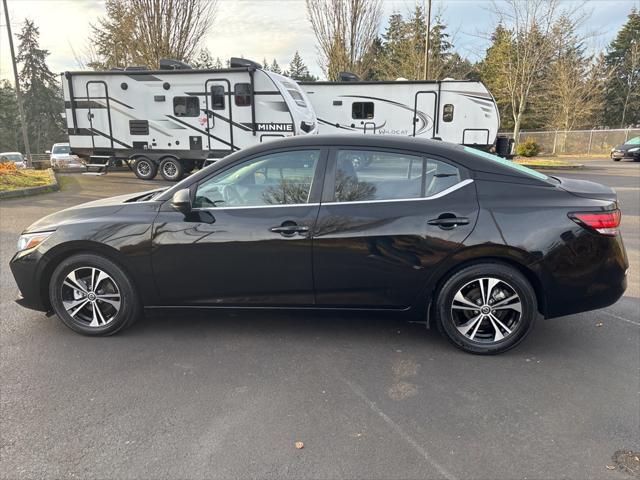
3,0,32,167
423,0,432,80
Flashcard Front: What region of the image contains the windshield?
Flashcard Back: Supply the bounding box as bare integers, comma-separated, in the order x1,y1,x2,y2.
625,136,640,146
52,145,70,154
463,147,550,182
1,154,23,162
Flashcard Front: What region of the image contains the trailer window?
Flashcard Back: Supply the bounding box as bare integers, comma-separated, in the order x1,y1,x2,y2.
443,104,454,122
235,83,252,106
173,97,200,117
211,86,225,110
352,102,374,119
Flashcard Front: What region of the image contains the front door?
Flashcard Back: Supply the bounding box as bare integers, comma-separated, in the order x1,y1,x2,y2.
312,148,478,308
413,91,437,139
85,81,113,149
151,148,326,305
204,78,234,152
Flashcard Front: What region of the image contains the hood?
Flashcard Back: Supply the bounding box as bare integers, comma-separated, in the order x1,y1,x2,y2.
556,176,617,202
24,189,164,233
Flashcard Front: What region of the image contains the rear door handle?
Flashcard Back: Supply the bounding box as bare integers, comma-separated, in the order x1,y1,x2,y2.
427,217,469,228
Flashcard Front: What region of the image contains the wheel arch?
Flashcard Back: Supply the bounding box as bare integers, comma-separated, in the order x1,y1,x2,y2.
422,248,548,328
39,241,143,311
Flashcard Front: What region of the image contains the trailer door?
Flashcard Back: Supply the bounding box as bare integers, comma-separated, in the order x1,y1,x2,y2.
412,91,437,139
204,79,234,152
85,81,114,149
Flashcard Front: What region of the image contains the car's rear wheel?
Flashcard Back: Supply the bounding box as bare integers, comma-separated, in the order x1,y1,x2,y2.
133,157,158,180
436,263,537,354
49,254,140,336
159,157,184,182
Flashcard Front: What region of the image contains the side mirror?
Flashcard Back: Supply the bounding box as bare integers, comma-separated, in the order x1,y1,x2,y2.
171,188,192,214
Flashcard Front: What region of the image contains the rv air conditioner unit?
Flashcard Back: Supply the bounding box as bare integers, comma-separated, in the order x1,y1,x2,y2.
229,57,262,69
159,59,192,70
338,71,359,82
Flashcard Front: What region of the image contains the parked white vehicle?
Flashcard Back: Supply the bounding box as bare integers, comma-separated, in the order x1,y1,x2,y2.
61,58,318,181
0,152,26,168
47,143,84,168
301,78,500,149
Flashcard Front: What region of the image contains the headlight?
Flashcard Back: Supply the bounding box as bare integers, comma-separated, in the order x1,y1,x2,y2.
628,147,639,153
17,231,54,252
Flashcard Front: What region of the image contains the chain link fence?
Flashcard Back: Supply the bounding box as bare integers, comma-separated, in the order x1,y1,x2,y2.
502,128,640,156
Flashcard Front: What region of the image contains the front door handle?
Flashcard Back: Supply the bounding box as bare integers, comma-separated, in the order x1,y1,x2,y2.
269,224,309,236
427,216,469,228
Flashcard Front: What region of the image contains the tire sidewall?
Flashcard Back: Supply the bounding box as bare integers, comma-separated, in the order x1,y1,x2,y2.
49,254,139,336
437,263,537,354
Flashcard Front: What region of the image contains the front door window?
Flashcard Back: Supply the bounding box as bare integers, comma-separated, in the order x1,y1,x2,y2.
194,150,320,208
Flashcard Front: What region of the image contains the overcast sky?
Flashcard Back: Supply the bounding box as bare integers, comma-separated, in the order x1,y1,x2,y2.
1,0,638,81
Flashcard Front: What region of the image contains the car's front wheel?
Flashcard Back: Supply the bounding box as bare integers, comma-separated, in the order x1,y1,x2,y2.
436,263,537,354
49,253,140,336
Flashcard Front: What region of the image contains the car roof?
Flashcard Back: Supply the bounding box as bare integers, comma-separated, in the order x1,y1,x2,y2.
221,134,519,174
52,143,69,146
159,135,548,201
0,151,22,155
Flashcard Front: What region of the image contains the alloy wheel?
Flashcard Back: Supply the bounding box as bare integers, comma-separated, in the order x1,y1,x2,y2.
162,161,177,179
61,267,121,327
450,277,522,344
137,161,151,176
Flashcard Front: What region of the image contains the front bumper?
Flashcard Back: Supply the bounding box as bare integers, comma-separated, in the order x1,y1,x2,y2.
9,248,49,312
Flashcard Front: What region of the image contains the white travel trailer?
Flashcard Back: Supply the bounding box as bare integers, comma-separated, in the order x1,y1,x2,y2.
62,59,318,181
300,78,500,149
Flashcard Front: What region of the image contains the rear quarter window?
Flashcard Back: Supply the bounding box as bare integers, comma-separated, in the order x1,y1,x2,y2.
463,146,550,182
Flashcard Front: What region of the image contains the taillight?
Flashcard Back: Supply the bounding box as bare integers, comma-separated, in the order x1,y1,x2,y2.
569,209,621,236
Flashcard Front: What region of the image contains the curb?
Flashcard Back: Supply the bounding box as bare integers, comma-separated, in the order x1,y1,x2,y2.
519,163,585,170
0,169,59,200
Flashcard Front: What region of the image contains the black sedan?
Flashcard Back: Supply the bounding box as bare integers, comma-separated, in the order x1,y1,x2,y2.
10,135,628,354
611,136,640,161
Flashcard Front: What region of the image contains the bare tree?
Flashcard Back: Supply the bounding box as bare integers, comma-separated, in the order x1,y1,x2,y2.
89,0,217,69
306,0,382,80
131,0,218,68
490,0,562,144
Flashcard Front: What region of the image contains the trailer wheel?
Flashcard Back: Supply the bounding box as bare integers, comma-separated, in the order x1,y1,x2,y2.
133,157,158,180
159,157,184,182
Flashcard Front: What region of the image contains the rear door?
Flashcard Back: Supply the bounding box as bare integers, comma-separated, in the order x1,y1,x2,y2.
312,147,478,308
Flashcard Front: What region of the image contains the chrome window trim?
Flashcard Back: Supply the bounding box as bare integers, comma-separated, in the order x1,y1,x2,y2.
191,179,473,210
194,202,321,211
322,179,474,206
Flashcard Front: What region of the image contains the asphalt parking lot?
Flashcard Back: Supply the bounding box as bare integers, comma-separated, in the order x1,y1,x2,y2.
1,162,638,479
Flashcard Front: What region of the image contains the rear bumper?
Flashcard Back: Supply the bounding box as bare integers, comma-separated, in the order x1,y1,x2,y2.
541,233,628,319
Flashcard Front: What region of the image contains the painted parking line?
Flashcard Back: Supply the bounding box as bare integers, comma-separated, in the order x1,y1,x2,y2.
601,309,640,327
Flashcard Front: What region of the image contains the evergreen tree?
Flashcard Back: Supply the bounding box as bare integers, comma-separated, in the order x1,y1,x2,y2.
603,8,640,127
262,58,269,70
16,19,65,153
270,59,282,74
212,57,223,69
0,80,22,152
191,47,216,69
287,51,317,81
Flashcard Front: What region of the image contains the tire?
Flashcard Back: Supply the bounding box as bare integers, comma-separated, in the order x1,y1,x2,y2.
133,157,158,180
435,263,537,355
612,158,620,162
48,253,141,336
183,160,195,173
159,157,184,182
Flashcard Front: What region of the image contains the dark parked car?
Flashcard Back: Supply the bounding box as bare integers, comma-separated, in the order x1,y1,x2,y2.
10,135,628,354
611,136,640,161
